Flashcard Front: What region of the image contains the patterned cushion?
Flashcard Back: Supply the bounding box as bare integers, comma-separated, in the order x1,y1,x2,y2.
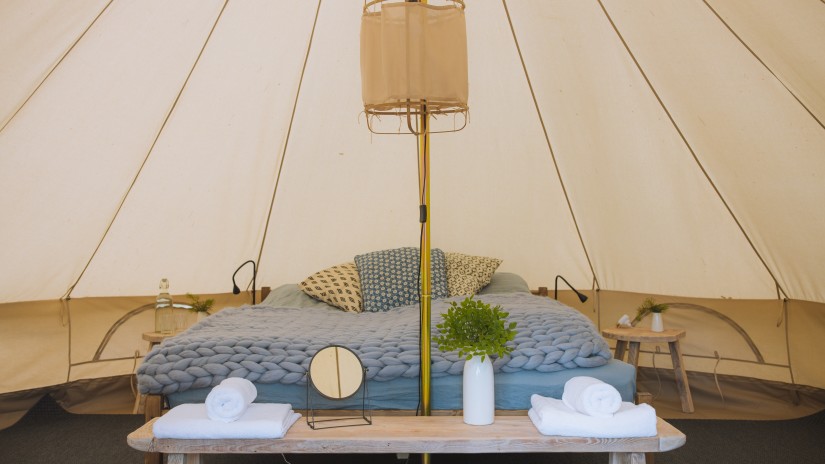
355,247,448,312
299,262,362,312
445,252,502,296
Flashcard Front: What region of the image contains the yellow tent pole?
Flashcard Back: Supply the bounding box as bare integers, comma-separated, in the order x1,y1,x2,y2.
418,104,431,419
417,7,432,464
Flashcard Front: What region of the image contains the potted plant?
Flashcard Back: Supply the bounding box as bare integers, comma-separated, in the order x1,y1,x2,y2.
186,293,215,322
434,296,517,425
632,297,669,332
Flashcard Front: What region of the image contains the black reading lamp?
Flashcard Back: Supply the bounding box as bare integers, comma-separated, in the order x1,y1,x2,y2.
232,260,257,305
554,275,588,303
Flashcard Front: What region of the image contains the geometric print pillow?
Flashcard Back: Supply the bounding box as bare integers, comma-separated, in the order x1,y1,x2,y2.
445,252,502,296
354,247,448,312
299,262,362,312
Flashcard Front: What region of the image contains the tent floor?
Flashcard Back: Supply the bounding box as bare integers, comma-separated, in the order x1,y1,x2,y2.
637,367,825,420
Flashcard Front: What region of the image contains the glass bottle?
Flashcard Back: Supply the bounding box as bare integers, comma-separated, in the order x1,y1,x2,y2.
154,278,174,334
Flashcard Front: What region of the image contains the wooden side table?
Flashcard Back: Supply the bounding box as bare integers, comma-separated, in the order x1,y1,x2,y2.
134,332,174,415
601,327,694,413
142,331,172,349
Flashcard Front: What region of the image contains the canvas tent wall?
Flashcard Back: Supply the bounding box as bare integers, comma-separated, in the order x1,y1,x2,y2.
1,0,824,422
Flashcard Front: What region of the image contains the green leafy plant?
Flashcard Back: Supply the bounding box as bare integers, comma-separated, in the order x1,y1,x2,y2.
434,296,518,362
186,293,214,314
631,297,668,326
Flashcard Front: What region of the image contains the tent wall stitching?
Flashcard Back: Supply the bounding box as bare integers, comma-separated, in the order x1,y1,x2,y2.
61,299,72,383
0,0,115,134
61,0,231,301
596,0,790,301
254,0,324,284
702,0,825,132
665,302,764,363
782,298,795,384
502,0,600,290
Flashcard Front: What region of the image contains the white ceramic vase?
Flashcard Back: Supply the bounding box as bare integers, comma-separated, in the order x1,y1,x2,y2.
463,355,494,425
651,312,664,332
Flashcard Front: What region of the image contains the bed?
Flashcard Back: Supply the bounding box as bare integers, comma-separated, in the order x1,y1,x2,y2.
137,272,635,411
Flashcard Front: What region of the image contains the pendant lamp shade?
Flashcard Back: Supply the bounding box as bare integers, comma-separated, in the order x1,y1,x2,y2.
360,1,468,132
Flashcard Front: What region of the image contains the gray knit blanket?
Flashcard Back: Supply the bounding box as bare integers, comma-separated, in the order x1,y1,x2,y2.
137,293,612,395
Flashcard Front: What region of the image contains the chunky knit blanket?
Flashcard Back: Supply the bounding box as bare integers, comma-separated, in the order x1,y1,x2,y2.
137,293,612,395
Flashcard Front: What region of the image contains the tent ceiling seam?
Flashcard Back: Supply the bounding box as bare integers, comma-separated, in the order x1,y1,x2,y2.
501,0,600,289
61,0,231,300
0,0,115,134
702,0,825,132
255,0,324,278
596,0,790,301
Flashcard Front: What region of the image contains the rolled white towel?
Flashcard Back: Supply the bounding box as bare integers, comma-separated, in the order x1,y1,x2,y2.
561,376,622,417
529,395,657,438
617,314,632,327
205,378,258,422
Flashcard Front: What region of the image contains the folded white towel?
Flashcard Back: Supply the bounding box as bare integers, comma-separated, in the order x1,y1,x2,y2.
205,378,258,422
529,395,657,438
153,403,301,439
561,376,622,417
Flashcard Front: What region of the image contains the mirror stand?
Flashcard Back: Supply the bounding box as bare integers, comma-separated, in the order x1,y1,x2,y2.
306,370,372,430
306,345,372,430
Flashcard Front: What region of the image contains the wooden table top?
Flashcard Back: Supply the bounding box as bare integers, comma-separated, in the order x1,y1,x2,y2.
601,327,685,343
142,331,173,343
128,415,685,455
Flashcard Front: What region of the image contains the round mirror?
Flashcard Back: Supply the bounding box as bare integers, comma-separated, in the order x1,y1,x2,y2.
309,345,365,400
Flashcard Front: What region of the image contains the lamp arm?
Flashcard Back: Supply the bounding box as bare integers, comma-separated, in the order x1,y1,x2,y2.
554,275,588,303
232,260,258,305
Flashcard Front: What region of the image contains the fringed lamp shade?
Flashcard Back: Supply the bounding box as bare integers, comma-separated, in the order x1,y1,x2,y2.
360,1,468,133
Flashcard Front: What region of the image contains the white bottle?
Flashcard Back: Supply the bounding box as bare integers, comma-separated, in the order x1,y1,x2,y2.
154,278,174,334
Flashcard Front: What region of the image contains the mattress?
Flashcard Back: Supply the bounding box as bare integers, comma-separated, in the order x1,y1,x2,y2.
153,273,635,409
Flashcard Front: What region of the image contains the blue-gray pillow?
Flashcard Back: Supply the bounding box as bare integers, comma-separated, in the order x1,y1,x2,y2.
355,247,448,312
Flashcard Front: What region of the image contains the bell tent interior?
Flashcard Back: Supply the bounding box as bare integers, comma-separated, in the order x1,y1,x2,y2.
1,0,825,433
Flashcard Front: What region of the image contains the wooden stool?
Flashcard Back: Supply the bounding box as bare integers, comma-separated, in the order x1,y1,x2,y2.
133,332,173,415
142,331,171,349
601,327,694,413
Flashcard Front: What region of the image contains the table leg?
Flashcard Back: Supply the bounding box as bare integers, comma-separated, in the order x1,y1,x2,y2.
167,453,201,464
144,452,160,464
614,340,628,362
668,341,694,413
626,342,641,367
609,451,646,463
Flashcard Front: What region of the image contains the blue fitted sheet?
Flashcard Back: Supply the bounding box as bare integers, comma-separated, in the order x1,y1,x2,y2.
168,359,634,410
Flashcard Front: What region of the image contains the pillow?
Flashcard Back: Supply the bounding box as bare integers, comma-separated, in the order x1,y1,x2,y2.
299,262,362,313
445,252,502,296
355,247,448,312
262,284,336,309
477,272,530,294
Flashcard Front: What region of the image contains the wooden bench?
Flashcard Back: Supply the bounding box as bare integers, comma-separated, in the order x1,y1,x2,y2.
128,415,685,464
